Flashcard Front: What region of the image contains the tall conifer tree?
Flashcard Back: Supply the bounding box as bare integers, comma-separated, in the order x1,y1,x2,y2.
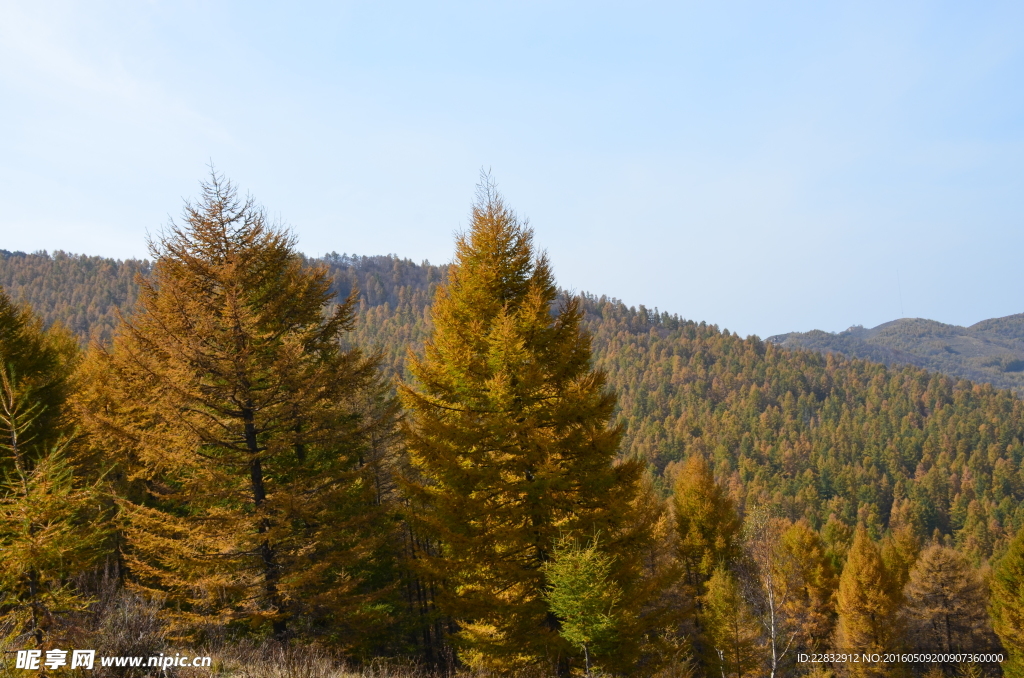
835,525,899,677
901,544,994,654
881,522,920,601
0,289,104,647
81,174,399,645
673,454,742,595
777,519,837,655
0,290,77,473
700,565,761,678
400,177,645,672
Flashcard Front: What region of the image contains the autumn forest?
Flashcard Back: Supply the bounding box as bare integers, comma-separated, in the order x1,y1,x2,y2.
2,175,1024,678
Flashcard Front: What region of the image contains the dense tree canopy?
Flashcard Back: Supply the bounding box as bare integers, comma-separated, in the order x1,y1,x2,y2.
2,176,1024,676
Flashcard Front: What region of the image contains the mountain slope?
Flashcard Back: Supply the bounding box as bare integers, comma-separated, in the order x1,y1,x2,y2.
3,250,1024,563
0,249,149,345
769,315,1024,395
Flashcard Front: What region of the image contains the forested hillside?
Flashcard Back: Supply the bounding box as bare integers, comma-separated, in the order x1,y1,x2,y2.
770,316,1024,396
4,183,1024,675
3,248,1024,565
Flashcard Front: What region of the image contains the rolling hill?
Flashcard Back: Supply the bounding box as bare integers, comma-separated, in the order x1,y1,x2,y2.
769,315,1024,395
4,248,1024,564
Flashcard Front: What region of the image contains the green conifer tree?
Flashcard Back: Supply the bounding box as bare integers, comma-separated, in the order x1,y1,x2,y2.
400,177,646,673
0,290,77,474
542,535,622,676
81,174,399,646
700,565,762,678
881,522,920,601
673,454,742,594
990,528,1024,678
0,290,104,647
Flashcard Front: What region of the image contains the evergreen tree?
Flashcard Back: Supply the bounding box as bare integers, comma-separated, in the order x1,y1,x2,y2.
990,529,1024,678
821,515,854,574
901,544,994,654
700,565,761,678
881,523,920,601
672,454,743,674
621,470,689,672
673,454,742,594
0,290,103,647
81,174,399,646
543,536,621,676
0,289,77,473
835,525,898,677
400,177,646,672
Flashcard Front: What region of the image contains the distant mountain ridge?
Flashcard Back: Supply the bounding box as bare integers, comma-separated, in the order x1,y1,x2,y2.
769,314,1024,395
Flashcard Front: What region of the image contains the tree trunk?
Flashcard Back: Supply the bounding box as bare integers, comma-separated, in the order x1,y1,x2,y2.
244,408,286,638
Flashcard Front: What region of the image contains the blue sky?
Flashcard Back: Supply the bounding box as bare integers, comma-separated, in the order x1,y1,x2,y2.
1,1,1022,338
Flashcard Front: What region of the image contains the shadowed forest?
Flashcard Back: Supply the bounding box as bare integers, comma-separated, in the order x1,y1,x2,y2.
2,175,1024,678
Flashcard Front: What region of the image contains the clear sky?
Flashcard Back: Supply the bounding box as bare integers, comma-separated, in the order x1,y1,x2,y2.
1,1,1022,338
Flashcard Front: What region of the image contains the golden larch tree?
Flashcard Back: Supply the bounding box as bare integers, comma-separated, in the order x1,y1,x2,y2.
673,454,742,595
835,525,899,677
400,177,646,673
80,174,399,645
0,289,105,647
700,565,762,678
777,519,838,656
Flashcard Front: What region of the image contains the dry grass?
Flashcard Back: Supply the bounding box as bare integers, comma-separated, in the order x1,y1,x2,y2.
175,642,431,678
1,575,695,677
